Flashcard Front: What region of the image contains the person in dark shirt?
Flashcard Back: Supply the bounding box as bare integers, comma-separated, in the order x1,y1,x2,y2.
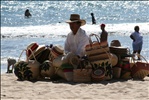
91,13,96,24
100,24,108,42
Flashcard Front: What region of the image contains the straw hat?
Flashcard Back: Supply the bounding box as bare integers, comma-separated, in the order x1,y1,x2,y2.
110,40,121,47
26,42,39,58
66,14,86,26
50,45,64,58
28,45,46,60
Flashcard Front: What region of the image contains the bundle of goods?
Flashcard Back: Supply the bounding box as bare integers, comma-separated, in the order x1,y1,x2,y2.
14,49,40,81
114,58,132,79
130,54,149,79
85,34,113,80
73,59,92,83
26,42,51,64
53,52,80,81
14,42,53,81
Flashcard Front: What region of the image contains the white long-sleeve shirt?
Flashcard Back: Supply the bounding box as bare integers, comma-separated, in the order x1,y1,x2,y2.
64,28,89,57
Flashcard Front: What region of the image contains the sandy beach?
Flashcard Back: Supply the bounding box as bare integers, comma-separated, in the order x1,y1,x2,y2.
1,73,149,100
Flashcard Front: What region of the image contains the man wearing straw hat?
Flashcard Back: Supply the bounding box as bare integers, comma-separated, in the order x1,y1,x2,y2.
65,14,89,58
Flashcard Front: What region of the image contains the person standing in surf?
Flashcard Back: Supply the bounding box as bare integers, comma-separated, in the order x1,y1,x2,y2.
130,26,143,60
91,13,96,24
64,14,89,58
100,24,108,42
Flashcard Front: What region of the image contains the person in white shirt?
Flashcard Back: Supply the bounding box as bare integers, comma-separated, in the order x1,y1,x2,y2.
130,26,143,60
65,14,89,58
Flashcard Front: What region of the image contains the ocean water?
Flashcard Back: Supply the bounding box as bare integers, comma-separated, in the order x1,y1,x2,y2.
1,1,149,74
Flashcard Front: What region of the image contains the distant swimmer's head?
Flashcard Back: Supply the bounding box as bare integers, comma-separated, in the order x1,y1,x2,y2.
91,13,94,16
25,9,31,18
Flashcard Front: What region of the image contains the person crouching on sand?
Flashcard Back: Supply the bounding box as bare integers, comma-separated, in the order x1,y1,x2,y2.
64,14,89,58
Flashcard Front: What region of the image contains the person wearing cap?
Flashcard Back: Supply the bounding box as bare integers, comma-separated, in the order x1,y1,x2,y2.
65,14,89,58
130,26,143,60
100,24,108,42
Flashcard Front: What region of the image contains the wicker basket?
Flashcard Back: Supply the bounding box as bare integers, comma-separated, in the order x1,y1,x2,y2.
91,67,105,82
40,60,55,78
73,68,92,83
131,62,149,79
113,67,121,79
14,49,40,81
